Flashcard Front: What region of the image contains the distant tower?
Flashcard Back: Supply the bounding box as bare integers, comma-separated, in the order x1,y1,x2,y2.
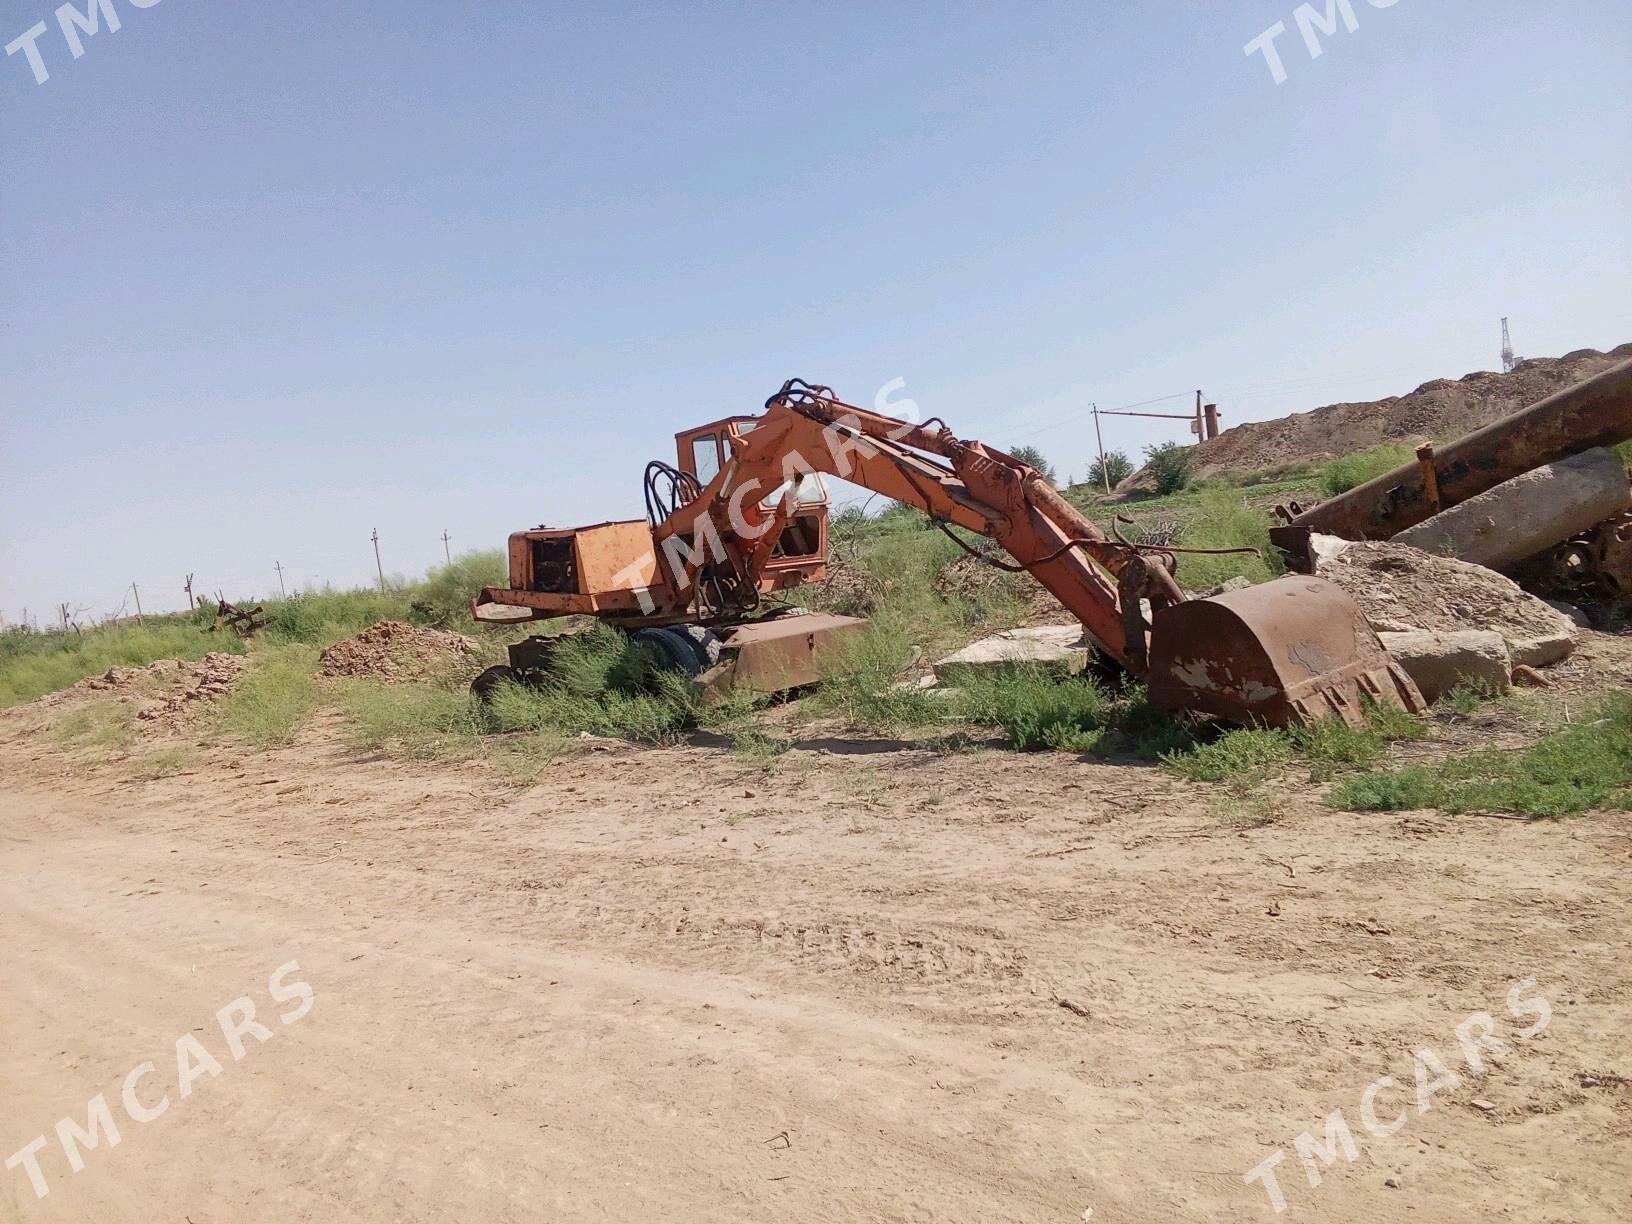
1500,318,1520,373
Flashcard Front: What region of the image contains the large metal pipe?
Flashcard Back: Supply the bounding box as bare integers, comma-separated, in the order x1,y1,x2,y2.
1277,358,1632,543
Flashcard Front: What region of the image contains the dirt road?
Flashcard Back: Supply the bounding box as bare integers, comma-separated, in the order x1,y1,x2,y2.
3,720,1629,1222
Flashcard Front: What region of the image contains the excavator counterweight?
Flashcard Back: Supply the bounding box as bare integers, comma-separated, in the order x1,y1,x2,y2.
474,380,1424,729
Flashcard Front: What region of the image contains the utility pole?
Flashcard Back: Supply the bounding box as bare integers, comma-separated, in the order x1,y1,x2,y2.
274,561,287,598
371,529,386,592
184,573,195,611
1091,403,1111,493
441,529,452,564
131,583,144,624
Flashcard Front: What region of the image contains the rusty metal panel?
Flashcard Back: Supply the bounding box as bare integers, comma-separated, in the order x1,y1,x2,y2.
712,614,867,694
571,520,659,592
506,531,533,589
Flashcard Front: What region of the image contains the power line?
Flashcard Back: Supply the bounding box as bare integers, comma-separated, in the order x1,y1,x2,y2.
1012,390,1194,441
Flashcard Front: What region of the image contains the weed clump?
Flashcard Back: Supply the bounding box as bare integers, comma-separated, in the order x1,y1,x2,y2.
484,626,700,742
955,667,1109,752
216,644,320,746
1330,694,1632,817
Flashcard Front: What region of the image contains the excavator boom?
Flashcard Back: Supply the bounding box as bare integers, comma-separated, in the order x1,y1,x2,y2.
475,379,1425,728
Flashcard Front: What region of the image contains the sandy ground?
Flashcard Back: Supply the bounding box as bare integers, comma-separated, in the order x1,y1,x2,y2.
3,698,1630,1223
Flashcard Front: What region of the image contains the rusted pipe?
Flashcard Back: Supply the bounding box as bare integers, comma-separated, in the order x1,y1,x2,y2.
1280,358,1632,541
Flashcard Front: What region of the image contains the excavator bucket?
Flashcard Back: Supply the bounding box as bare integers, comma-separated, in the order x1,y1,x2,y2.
1145,576,1426,729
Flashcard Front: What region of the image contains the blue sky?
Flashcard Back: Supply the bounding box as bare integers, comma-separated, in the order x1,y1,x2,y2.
3,1,1629,619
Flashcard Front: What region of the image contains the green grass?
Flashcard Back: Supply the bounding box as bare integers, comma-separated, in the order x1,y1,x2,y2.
807,614,945,733
1434,680,1507,718
1293,702,1429,780
1330,695,1632,818
216,644,320,746
1319,442,1418,497
337,680,487,760
1162,702,1429,786
1171,486,1285,591
1164,727,1294,783
955,667,1110,751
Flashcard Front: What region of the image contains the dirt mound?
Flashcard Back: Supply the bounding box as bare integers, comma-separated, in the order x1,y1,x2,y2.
1123,345,1631,487
1314,537,1577,667
318,620,478,681
136,653,248,727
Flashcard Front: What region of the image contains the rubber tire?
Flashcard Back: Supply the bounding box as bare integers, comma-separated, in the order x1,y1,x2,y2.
470,664,521,704
631,627,702,678
673,625,722,672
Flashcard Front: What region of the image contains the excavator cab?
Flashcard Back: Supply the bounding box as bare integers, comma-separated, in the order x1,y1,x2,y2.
675,417,830,572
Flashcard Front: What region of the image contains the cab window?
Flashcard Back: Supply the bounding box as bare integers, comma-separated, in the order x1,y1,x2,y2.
691,435,720,485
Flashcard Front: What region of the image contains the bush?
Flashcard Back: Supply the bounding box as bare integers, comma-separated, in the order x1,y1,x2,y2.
483,626,700,742
1319,443,1417,497
1085,450,1134,491
1142,442,1194,495
411,550,508,629
259,588,413,648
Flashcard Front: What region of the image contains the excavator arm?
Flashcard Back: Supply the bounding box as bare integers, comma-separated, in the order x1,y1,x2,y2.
653,380,1182,671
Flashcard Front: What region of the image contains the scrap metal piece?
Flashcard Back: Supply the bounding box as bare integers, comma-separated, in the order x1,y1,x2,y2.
1145,576,1426,729
697,613,868,699
210,598,267,638
1272,358,1632,552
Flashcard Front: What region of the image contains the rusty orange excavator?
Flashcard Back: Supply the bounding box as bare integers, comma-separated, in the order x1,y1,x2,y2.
472,379,1424,728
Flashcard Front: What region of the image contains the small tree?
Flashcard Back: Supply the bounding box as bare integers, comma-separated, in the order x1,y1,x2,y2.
1142,441,1194,495
1086,450,1134,491
1008,445,1057,484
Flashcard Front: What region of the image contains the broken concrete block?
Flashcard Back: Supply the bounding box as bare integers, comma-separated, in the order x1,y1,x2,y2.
1309,533,1354,568
1393,447,1631,570
933,625,1089,684
1377,629,1512,703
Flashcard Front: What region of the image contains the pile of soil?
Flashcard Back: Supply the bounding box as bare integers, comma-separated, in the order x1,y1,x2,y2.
1123,344,1632,488
136,653,248,727
1314,537,1577,667
317,621,478,681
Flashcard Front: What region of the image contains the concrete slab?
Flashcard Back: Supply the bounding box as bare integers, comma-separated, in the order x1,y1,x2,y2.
933,625,1089,684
